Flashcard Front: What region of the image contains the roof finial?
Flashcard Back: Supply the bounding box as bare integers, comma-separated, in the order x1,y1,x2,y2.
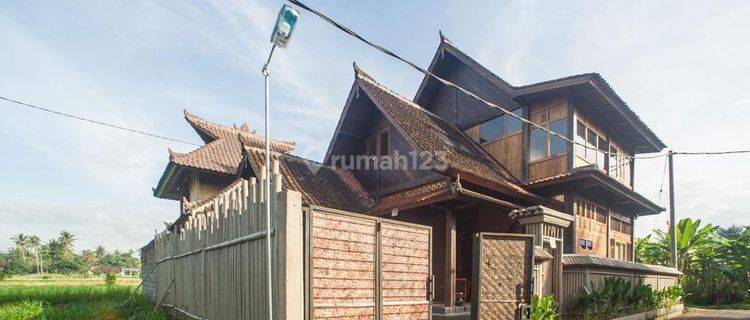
438,30,452,44
353,61,362,75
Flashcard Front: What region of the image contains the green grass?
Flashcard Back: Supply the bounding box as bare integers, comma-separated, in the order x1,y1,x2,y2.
0,277,173,319
2,274,140,286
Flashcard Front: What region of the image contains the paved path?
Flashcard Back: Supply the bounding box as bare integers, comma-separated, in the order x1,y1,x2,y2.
676,308,750,319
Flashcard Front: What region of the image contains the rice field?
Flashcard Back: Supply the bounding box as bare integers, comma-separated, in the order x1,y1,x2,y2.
0,274,173,320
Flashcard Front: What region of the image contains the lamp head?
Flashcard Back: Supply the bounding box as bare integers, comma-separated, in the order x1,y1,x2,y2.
270,4,299,48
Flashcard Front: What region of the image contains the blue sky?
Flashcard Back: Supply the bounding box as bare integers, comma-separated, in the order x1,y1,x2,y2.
1,0,749,252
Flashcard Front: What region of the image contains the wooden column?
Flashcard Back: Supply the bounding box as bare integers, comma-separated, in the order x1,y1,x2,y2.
444,207,457,307
606,206,611,258
630,216,637,262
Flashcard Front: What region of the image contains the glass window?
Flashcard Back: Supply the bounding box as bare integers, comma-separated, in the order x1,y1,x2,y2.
579,239,587,249
576,121,586,140
597,137,608,169
379,131,389,156
586,240,593,250
479,115,505,143
506,108,523,134
529,127,547,161
549,118,567,156
586,129,598,163
596,207,607,224
609,147,619,175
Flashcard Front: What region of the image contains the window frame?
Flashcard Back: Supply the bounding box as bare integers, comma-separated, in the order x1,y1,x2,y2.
477,107,524,144
528,104,568,162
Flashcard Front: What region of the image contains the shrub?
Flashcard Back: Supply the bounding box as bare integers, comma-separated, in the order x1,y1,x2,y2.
572,277,682,319
0,273,5,282
104,272,117,286
529,294,559,320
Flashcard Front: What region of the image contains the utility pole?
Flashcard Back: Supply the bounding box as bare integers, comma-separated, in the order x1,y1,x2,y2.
668,150,677,269
262,6,299,319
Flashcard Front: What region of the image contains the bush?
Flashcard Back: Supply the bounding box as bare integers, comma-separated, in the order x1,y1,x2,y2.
572,277,681,319
104,273,117,286
0,273,5,282
529,294,559,320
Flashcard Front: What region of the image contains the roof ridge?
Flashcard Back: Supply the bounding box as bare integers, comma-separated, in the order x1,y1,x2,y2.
183,109,296,148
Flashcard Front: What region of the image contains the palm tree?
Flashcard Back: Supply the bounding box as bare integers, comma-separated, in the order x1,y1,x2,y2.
11,233,30,259
95,246,107,265
57,231,76,256
653,218,717,270
28,235,42,273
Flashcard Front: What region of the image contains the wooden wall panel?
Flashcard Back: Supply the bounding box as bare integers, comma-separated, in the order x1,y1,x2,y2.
528,154,567,182
575,217,608,257
482,133,523,179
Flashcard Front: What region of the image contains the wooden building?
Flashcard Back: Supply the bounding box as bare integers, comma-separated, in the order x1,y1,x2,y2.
151,33,668,318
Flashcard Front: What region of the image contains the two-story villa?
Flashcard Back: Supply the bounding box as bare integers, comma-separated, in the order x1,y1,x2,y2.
151,33,666,317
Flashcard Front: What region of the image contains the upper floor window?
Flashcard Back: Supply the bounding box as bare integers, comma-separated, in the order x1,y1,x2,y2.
379,131,389,156
529,104,568,162
366,129,390,157
478,108,523,143
575,121,607,170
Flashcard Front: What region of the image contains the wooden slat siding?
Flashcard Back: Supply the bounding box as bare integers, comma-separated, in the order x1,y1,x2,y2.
560,266,680,318
143,172,303,320
528,154,567,182
311,210,377,319
482,133,523,182
380,222,431,320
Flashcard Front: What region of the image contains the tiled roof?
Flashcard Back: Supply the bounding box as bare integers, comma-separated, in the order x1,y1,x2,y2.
169,111,295,175
241,143,374,213
354,66,538,200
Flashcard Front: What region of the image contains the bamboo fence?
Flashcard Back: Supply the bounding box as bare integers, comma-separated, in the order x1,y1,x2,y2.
141,164,303,320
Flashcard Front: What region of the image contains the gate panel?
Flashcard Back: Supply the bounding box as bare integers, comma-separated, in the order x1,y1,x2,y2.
307,206,433,320
380,221,432,320
471,233,534,320
310,209,377,319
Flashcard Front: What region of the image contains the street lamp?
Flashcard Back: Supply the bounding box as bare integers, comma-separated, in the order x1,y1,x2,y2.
263,4,299,320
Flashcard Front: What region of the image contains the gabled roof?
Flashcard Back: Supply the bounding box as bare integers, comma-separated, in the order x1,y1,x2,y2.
331,64,539,202
170,111,295,175
240,141,374,213
414,33,666,153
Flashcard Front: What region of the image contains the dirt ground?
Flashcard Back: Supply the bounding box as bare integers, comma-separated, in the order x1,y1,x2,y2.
676,308,750,320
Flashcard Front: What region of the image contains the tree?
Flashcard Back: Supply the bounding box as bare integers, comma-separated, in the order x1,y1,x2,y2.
57,231,76,256
643,219,716,270
95,246,107,265
28,235,42,273
10,233,30,260
81,249,96,270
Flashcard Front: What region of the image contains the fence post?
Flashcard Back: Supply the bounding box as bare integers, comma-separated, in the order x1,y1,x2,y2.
275,186,303,319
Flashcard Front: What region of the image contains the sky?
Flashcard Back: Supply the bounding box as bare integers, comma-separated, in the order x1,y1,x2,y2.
1,0,749,253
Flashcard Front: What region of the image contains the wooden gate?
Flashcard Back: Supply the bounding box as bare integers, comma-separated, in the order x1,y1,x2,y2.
305,206,432,320
471,233,534,320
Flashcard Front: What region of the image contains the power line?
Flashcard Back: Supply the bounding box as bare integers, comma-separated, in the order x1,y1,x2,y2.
674,150,750,156
0,95,200,146
288,0,679,161
657,156,669,205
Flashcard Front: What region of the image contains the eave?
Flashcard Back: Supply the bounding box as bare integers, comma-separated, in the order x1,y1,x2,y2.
525,169,664,216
